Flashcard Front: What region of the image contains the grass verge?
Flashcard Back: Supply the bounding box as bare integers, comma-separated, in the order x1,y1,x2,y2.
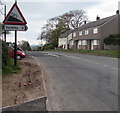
50,49,120,58
2,58,21,76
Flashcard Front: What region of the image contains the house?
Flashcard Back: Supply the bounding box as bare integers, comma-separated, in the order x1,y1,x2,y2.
58,30,73,49
58,10,120,50
72,10,120,50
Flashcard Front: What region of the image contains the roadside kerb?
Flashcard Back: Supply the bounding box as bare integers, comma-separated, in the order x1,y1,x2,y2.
2,96,47,111
32,56,50,111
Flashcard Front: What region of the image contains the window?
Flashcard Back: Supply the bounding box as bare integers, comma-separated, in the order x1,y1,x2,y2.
79,31,82,36
85,30,89,35
82,40,87,45
70,40,74,45
93,28,98,34
73,32,76,37
94,40,99,45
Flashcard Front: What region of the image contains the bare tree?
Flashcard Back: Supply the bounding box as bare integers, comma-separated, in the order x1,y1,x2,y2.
38,9,88,43
70,10,87,29
0,0,5,15
20,40,31,51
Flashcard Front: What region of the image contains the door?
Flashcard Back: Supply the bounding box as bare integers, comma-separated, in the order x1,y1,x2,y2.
87,40,94,50
87,40,91,50
75,40,78,49
91,40,94,50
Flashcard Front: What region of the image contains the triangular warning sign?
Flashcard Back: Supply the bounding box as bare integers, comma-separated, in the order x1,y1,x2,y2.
3,3,27,25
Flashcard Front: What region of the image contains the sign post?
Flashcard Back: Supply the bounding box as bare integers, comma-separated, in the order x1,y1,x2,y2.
14,30,17,66
3,2,27,66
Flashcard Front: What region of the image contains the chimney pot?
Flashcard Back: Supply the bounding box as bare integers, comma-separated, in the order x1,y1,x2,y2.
96,15,100,20
116,10,119,14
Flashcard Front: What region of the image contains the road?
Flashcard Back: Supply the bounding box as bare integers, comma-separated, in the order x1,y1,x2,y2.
27,51,118,111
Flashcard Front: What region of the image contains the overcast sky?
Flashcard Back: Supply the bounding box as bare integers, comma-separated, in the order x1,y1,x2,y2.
0,0,119,45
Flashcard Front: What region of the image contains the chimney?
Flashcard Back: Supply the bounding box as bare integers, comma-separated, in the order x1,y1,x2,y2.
96,15,100,21
84,20,86,24
116,10,119,14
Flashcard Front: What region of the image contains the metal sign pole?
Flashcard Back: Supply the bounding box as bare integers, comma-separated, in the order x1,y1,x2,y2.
14,30,17,66
15,0,17,4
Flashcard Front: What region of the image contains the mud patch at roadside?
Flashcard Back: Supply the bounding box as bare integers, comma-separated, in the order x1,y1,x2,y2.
2,56,46,108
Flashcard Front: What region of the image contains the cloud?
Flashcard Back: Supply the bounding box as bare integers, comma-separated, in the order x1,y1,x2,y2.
6,31,40,45
3,0,110,3
3,0,119,46
86,0,119,21
18,20,46,45
27,20,46,33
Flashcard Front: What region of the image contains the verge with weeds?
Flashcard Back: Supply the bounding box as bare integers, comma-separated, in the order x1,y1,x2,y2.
2,40,21,76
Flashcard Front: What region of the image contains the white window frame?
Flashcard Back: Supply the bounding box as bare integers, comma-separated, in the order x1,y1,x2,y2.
78,40,82,45
93,28,98,34
70,40,74,45
85,30,89,35
82,40,87,45
73,32,76,37
79,31,82,36
93,40,99,45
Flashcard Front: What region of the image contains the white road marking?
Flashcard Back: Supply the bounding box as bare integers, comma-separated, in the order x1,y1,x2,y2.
42,52,118,71
44,53,59,57
112,68,118,70
60,54,118,71
103,65,109,67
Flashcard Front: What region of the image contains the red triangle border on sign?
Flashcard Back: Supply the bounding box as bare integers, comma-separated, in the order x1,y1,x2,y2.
3,3,27,25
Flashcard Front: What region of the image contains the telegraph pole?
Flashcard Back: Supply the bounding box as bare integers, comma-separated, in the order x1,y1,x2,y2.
4,4,6,42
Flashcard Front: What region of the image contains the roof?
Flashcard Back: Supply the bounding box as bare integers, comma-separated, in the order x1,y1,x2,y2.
75,15,118,31
59,29,73,38
59,14,119,38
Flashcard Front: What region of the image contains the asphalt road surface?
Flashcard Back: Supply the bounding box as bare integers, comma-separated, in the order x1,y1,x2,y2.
27,51,118,111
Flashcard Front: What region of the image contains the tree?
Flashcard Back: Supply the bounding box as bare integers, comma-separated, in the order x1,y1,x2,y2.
20,40,31,51
69,10,87,29
40,17,59,42
0,23,10,36
39,10,88,48
0,0,4,16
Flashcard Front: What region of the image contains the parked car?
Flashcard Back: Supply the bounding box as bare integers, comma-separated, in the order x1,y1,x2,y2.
8,46,26,60
17,47,24,52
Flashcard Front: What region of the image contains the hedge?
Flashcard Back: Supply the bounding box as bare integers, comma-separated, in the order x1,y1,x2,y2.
104,34,120,45
2,40,10,69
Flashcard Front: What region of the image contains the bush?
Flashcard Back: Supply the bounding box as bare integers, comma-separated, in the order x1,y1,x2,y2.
1,40,21,75
42,44,54,50
104,34,120,45
2,40,10,69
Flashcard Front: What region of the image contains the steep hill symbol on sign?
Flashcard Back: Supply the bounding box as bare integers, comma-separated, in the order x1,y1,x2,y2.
3,3,27,25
